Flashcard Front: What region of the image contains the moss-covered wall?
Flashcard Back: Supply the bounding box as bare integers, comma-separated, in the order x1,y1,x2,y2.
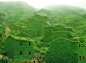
4,36,15,59
54,25,68,31
26,18,45,36
78,43,85,63
13,40,35,60
71,42,79,63
52,31,73,40
43,26,54,43
84,45,86,53
4,35,35,61
44,31,73,43
43,25,73,43
20,29,37,37
45,37,80,63
69,38,85,63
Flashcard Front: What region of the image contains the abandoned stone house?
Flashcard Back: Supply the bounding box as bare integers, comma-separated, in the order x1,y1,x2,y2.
25,18,46,36
43,25,85,63
43,25,73,43
45,37,85,63
4,35,35,61
24,14,50,36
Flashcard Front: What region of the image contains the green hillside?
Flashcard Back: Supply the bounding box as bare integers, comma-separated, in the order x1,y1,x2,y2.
43,4,86,15
0,1,36,24
42,4,86,38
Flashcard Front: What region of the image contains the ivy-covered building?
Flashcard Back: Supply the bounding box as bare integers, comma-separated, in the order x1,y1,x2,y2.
44,25,73,43
25,14,50,36
25,18,44,36
45,37,85,63
44,25,85,63
4,35,35,61
20,29,37,37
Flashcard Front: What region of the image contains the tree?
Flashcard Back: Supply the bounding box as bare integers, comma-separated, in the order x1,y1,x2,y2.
0,12,6,24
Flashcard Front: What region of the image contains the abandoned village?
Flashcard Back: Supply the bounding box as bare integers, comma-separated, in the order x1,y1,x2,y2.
0,14,86,63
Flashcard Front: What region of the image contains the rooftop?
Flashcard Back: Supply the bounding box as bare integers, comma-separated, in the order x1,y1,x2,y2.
9,35,29,41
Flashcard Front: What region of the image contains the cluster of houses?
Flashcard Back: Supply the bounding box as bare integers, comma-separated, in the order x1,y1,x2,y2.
1,14,86,63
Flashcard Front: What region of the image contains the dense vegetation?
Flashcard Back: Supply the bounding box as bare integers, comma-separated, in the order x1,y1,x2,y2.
0,1,36,25
0,1,86,63
0,1,86,45
42,4,86,38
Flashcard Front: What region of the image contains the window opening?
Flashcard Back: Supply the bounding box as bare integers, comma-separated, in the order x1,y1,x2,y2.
79,44,80,49
29,52,31,55
79,56,81,61
47,52,49,53
20,41,22,46
20,51,22,55
29,42,31,46
83,57,85,62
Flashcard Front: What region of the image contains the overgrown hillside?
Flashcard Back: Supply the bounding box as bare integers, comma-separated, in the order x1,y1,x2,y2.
0,1,86,63
42,4,86,38
0,2,86,38
0,1,37,44
43,4,86,15
0,1,36,24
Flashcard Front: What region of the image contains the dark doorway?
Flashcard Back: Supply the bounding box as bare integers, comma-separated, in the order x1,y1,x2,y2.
33,61,35,63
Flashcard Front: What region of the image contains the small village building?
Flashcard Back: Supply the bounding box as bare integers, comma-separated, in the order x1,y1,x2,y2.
45,37,85,63
25,18,45,36
4,35,35,61
25,14,50,36
44,25,73,43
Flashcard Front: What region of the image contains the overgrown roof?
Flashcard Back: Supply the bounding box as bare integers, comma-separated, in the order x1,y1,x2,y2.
32,14,46,21
54,25,73,32
16,32,32,38
9,35,29,41
50,37,79,44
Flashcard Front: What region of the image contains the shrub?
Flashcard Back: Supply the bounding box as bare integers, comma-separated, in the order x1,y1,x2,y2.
0,58,9,63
